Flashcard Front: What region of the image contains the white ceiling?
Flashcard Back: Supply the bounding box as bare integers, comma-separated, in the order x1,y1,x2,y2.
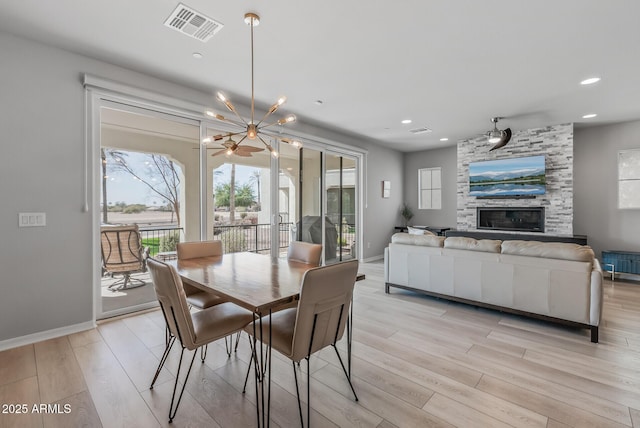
2,1,640,152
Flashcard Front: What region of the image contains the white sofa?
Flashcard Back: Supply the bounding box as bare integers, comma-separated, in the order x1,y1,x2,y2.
384,233,603,342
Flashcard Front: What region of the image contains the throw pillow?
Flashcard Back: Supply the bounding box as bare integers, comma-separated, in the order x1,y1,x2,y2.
407,226,424,235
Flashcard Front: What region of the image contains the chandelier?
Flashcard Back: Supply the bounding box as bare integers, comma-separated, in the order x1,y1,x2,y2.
203,13,302,157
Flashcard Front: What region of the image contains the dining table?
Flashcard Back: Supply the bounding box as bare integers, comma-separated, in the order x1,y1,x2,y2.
166,251,364,427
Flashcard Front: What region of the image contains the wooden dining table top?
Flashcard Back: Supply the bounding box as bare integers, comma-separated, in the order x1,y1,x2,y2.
166,252,314,314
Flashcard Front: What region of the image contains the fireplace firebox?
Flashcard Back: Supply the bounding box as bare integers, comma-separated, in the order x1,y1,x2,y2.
477,207,544,233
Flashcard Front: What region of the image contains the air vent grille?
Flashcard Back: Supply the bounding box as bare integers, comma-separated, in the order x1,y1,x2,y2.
409,127,432,134
164,3,223,42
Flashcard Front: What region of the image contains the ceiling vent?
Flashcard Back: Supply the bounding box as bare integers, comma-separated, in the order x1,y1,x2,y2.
164,3,223,42
409,127,432,135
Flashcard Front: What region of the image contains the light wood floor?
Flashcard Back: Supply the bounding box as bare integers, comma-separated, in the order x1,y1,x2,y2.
2,262,640,428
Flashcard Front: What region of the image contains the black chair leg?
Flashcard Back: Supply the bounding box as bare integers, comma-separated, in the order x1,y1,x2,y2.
168,346,198,423
150,336,175,389
242,348,254,393
307,357,311,428
292,360,304,427
200,344,208,362
332,344,358,401
234,331,242,352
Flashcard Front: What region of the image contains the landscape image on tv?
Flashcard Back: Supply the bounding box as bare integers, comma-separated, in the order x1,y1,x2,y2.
469,155,546,197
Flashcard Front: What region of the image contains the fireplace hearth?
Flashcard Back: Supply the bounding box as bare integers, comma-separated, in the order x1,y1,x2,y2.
477,207,544,233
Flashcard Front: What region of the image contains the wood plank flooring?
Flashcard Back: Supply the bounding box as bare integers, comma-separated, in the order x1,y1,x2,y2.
1,262,640,427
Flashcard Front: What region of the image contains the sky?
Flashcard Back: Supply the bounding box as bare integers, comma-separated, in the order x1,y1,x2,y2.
102,151,260,205
469,155,545,177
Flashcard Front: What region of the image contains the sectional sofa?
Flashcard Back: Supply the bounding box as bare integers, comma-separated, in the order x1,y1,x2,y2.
384,233,603,342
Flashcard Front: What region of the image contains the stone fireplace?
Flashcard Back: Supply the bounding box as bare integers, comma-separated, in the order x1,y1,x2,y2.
477,207,544,233
457,123,574,235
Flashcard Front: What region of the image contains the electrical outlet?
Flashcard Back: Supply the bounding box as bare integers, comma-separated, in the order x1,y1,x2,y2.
367,242,371,249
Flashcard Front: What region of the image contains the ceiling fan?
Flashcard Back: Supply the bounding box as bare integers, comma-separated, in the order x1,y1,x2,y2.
208,136,265,157
202,12,302,158
486,117,512,151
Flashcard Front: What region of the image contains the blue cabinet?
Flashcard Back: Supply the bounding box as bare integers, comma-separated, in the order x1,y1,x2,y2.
602,250,640,275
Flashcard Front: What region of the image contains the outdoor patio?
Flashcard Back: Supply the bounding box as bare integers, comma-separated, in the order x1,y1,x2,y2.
101,271,156,313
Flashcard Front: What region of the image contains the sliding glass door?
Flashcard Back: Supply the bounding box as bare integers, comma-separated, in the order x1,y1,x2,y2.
98,104,200,318
281,146,359,264
326,154,357,263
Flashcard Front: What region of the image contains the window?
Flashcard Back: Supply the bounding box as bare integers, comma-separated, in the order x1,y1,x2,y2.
619,148,640,209
418,167,442,209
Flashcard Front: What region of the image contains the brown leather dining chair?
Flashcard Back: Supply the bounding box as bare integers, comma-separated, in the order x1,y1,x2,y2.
176,240,226,309
271,241,323,314
176,240,239,356
287,240,323,266
243,259,359,427
147,258,254,423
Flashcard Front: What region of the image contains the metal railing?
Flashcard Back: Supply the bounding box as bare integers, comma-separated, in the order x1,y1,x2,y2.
135,222,357,258
213,222,292,254
138,226,183,257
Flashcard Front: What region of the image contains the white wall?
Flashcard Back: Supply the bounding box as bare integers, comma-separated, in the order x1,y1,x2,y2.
403,146,457,228
362,145,404,259
574,120,640,257
0,32,401,345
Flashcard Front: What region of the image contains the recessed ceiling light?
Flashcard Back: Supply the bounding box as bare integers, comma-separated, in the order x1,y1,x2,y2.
401,119,412,124
580,77,600,85
582,113,597,119
193,52,203,59
440,137,449,141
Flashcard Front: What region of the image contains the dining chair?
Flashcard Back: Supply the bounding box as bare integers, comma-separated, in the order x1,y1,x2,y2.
243,259,359,427
176,240,225,309
287,240,323,266
177,240,239,356
271,241,324,315
100,224,150,291
147,258,254,423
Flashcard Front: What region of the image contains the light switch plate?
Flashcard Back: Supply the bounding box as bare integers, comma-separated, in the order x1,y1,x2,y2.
19,212,46,227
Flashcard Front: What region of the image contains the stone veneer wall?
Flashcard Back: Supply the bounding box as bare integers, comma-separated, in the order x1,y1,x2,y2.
457,123,574,235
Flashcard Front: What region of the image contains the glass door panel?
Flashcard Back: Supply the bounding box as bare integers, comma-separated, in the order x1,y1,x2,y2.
298,148,331,261
325,154,357,263
205,128,272,254
99,106,200,318
278,141,301,258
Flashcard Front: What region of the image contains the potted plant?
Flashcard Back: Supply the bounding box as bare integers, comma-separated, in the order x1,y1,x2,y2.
400,203,414,227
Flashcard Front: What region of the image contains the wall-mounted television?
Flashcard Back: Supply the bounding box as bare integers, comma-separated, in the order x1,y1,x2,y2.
469,155,546,197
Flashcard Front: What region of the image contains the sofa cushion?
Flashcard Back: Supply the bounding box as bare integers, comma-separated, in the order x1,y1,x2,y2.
444,237,502,253
501,240,595,262
407,226,436,236
391,233,444,247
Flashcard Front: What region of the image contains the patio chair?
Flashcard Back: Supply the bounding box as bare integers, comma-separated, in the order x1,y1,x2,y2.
100,224,150,291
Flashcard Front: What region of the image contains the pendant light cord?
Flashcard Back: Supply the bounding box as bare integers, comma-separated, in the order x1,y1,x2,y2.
250,16,255,125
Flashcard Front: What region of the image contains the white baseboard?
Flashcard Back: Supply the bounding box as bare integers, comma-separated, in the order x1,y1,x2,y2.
362,254,384,263
0,320,96,352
